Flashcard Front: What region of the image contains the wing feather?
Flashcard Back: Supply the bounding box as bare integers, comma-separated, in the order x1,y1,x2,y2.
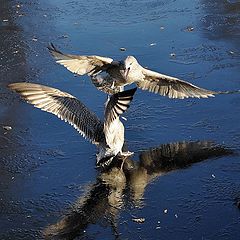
138,69,217,99
139,141,233,172
8,83,104,144
48,43,114,76
105,88,137,124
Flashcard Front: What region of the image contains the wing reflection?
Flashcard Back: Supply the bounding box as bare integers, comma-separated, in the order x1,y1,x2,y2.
127,141,233,206
43,140,233,239
44,165,126,239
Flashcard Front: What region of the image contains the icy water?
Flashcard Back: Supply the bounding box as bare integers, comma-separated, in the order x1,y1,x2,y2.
0,0,240,239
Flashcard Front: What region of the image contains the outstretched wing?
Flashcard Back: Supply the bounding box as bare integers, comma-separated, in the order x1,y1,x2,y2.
139,141,233,173
105,88,137,124
137,68,217,99
48,43,115,76
8,83,104,144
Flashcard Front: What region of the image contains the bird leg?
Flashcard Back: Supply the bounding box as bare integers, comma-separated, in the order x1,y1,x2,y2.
111,80,115,89
106,94,110,102
120,156,127,170
120,151,134,170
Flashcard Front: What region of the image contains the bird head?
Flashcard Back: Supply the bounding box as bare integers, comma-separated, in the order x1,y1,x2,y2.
123,56,138,78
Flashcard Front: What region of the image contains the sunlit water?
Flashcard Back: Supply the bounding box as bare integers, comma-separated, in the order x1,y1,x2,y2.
0,0,240,239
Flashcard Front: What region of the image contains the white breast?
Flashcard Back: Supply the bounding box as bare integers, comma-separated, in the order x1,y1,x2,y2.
104,118,124,156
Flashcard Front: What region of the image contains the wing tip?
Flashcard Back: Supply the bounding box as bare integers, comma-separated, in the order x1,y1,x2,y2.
8,82,44,92
8,82,25,91
47,42,62,55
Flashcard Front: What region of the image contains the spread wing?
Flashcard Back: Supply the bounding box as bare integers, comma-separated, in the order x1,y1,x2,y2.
105,88,137,124
48,43,115,76
137,68,217,99
8,83,104,144
139,141,233,173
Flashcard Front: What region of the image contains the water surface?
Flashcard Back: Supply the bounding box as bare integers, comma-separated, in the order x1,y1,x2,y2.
0,0,240,239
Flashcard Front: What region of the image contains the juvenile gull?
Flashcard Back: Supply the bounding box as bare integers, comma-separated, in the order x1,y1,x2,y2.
8,83,137,166
48,43,217,99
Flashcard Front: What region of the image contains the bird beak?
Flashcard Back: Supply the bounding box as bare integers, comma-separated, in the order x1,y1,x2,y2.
125,67,130,78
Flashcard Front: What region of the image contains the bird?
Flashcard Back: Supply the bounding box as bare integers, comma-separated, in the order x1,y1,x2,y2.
48,43,218,99
8,82,137,166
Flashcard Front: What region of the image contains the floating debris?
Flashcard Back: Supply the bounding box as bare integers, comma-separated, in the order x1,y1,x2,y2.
150,43,157,46
58,34,69,39
156,220,161,229
228,50,238,56
120,47,126,51
185,26,194,32
3,126,12,131
132,218,145,223
163,209,168,214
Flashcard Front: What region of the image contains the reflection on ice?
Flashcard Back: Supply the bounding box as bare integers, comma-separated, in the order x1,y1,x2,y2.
43,140,233,239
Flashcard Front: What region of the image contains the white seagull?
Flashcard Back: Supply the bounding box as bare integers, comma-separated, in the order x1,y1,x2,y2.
48,43,218,99
8,83,137,166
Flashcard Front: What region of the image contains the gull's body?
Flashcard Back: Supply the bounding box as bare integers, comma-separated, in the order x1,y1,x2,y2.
8,83,137,166
48,44,218,99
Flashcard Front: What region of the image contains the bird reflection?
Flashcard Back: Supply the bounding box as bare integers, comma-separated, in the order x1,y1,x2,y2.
43,140,233,240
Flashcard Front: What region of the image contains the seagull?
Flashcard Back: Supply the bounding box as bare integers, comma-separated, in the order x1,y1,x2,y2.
48,43,218,99
8,83,137,166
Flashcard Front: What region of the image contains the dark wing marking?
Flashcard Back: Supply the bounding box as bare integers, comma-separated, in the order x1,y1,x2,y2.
8,83,104,144
105,87,137,124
